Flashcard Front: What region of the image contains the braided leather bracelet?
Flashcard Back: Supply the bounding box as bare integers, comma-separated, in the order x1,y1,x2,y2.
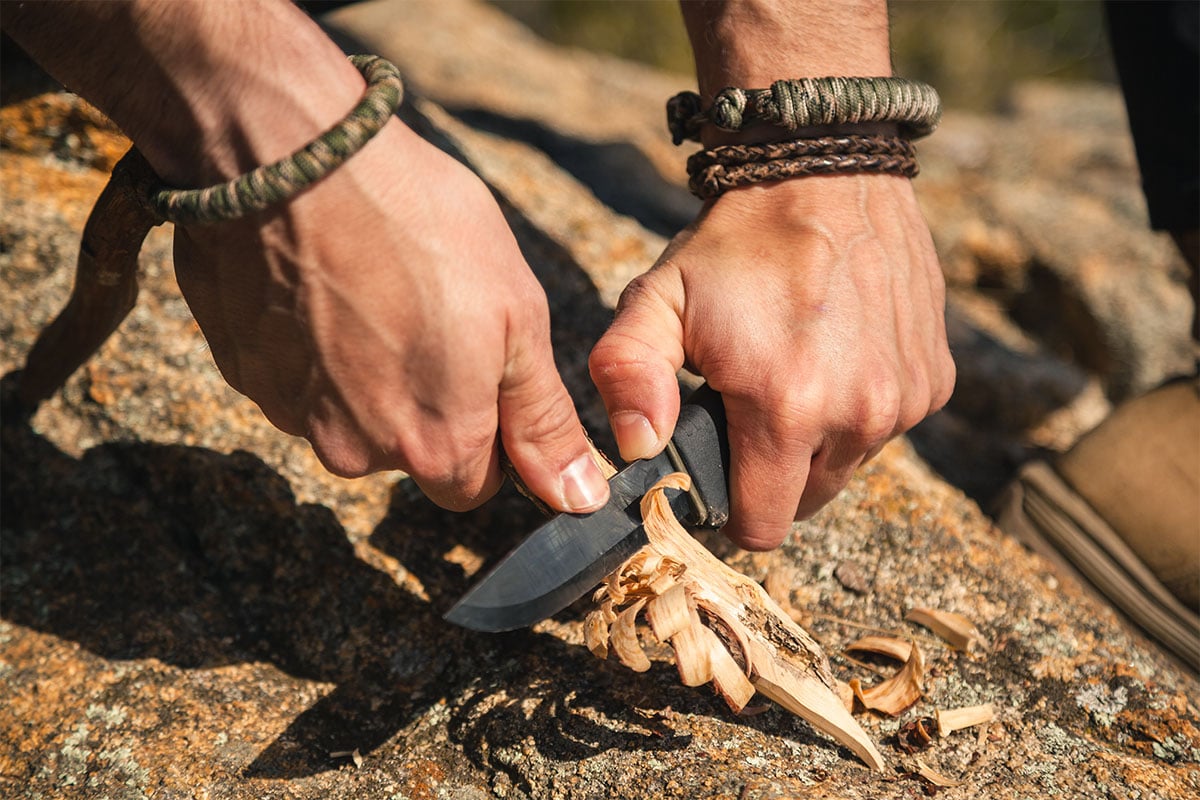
686,135,915,171
148,55,404,225
687,135,918,199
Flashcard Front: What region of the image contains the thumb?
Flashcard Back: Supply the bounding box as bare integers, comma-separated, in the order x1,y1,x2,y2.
499,318,611,515
589,274,686,462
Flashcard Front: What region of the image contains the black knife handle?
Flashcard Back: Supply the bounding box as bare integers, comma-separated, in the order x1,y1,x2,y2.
671,383,730,528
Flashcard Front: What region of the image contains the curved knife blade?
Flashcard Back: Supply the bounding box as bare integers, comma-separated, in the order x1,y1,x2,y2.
444,451,694,632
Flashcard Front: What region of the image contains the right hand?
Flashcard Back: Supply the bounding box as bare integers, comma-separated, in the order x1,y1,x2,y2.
171,118,611,514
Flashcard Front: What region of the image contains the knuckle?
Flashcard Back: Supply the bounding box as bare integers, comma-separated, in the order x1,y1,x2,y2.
613,273,659,314
856,382,902,443
411,421,495,483
511,285,551,329
588,330,657,387
513,391,580,450
310,441,372,479
757,378,824,440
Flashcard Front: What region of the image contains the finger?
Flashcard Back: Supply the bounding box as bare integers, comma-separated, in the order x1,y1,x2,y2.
793,435,866,520
794,376,906,518
500,307,610,514
589,274,686,462
720,396,817,551
410,432,505,513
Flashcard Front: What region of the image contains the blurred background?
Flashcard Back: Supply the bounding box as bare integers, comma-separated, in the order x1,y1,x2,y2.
488,0,1117,110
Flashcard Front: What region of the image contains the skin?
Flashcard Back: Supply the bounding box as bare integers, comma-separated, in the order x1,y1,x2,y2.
3,0,612,514
3,0,954,550
591,0,955,548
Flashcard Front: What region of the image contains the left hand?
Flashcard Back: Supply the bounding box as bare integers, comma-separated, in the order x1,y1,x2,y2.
589,174,955,550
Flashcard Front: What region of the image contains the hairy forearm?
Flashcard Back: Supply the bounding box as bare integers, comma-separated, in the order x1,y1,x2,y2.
2,0,364,187
680,0,893,144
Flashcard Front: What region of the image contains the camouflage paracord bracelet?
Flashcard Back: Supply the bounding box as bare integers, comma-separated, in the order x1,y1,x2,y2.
148,55,404,225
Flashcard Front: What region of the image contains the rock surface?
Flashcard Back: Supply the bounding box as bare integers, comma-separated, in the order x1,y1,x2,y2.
2,1,1197,799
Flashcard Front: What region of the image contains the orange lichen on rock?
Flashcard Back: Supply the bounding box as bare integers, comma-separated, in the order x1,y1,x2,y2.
1,91,128,171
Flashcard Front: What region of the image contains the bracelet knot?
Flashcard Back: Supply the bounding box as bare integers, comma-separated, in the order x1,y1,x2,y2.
710,87,749,133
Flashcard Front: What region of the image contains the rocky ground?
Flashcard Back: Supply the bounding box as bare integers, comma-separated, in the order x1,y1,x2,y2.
1,1,1196,799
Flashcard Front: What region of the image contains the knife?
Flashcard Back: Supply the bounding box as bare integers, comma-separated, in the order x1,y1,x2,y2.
444,384,730,632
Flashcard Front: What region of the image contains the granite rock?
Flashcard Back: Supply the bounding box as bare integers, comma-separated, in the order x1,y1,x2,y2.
2,2,1197,799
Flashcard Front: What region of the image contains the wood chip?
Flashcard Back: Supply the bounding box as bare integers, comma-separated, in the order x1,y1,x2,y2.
936,703,996,737
905,607,985,651
897,717,937,753
844,635,913,663
834,560,871,594
913,757,965,788
848,640,925,716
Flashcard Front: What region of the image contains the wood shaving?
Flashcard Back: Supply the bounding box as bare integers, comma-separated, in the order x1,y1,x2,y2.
844,635,914,663
848,639,925,716
583,473,885,770
905,607,986,651
937,703,996,736
913,757,965,789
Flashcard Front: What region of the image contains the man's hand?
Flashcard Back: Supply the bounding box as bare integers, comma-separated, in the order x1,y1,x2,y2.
590,175,954,549
175,120,610,513
588,0,952,549
3,0,611,514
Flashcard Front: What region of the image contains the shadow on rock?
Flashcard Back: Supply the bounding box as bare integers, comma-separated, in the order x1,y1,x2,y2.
446,106,700,239
908,301,1092,504
443,629,693,795
0,372,459,776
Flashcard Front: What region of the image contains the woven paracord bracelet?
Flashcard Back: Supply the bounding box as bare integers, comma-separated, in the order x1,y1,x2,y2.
687,136,919,199
148,55,404,225
667,77,940,145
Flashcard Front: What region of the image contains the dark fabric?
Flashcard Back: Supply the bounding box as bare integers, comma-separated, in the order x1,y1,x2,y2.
1105,1,1200,232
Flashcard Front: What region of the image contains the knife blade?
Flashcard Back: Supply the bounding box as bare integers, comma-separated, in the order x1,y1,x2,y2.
444,384,729,632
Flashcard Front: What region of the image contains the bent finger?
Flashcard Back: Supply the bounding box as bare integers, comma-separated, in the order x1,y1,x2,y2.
589,273,686,462
720,396,817,551
500,313,609,514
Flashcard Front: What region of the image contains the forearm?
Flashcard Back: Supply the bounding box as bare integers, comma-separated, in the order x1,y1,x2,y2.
2,0,364,187
680,0,893,145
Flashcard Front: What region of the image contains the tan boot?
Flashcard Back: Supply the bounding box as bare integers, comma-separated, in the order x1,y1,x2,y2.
996,377,1200,667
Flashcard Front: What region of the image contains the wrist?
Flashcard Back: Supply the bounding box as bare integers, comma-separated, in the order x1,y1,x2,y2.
702,173,918,235
681,0,894,147
122,1,367,188
682,0,892,90
6,0,368,189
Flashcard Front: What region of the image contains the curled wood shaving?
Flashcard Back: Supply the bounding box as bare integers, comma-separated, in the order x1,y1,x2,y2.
848,640,925,716
844,635,913,663
665,603,714,687
702,622,757,711
645,582,691,641
905,607,985,651
611,598,651,672
582,472,885,771
584,607,610,660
